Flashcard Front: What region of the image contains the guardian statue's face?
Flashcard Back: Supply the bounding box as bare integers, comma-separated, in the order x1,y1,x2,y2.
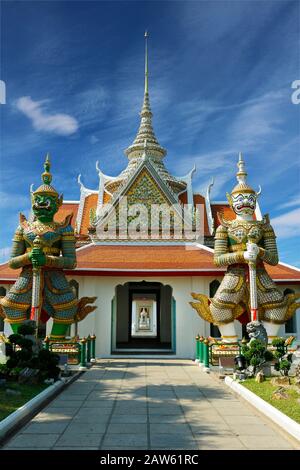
32,194,58,222
231,192,256,216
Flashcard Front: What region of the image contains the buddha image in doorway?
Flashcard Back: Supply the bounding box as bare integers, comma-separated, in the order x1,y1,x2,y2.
138,306,150,330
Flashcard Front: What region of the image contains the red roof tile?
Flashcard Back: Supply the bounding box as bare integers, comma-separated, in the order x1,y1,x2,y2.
0,245,299,281
80,194,98,235
55,202,79,227
211,204,235,227
75,244,216,271
211,203,257,228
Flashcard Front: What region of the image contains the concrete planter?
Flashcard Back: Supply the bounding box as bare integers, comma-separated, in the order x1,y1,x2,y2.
225,376,300,443
0,373,81,443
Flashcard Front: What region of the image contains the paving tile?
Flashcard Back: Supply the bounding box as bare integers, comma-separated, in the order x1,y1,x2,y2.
106,423,148,434
22,422,69,434
53,447,99,450
149,414,186,424
63,390,92,396
148,406,182,415
179,401,211,410
2,447,51,450
88,392,118,400
55,433,103,447
47,400,85,408
80,401,115,409
196,435,247,450
41,407,80,417
149,423,191,435
151,444,198,450
147,391,177,397
72,414,111,424
115,398,146,405
5,434,60,449
150,434,196,449
102,433,148,448
184,412,225,423
231,423,278,436
189,423,233,436
238,435,295,450
101,446,149,450
113,406,147,415
222,415,268,425
54,394,88,402
211,404,253,416
75,407,112,417
147,386,173,391
63,422,107,434
110,414,148,424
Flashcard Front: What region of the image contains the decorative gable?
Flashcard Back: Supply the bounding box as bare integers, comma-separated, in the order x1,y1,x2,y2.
125,168,172,209
91,162,190,240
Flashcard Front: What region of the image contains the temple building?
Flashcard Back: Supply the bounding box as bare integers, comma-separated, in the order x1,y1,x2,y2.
0,36,299,357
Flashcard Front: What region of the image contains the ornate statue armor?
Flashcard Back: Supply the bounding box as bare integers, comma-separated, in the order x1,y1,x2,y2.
191,153,299,342
0,155,96,339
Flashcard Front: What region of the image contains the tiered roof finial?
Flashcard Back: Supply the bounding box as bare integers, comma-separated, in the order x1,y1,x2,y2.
145,30,148,94
236,152,247,185
125,32,166,160
32,154,62,204
42,153,52,185
229,152,261,196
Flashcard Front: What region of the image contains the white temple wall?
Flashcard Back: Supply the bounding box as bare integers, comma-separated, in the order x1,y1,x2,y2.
62,275,213,358
0,279,299,355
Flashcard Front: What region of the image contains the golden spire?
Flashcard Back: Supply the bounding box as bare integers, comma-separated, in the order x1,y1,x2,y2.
145,30,148,94
125,32,166,160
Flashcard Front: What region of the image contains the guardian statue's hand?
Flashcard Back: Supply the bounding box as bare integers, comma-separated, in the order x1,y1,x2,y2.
243,251,257,262
244,242,259,262
246,242,259,255
28,248,46,267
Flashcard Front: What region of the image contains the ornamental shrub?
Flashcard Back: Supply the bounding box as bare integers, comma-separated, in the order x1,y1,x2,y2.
17,323,35,336
272,338,292,377
4,328,61,382
241,339,273,375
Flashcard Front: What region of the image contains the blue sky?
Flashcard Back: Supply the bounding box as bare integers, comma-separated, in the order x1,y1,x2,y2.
0,0,299,265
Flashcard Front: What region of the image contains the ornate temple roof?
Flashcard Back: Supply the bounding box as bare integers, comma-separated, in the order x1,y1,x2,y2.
70,34,197,241
104,32,186,195
0,244,299,282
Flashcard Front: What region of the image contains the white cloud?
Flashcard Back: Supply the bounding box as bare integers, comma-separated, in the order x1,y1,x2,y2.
72,87,109,127
172,149,235,198
0,191,29,210
90,135,99,145
16,96,78,136
228,91,284,148
271,208,300,239
0,247,11,264
278,195,300,210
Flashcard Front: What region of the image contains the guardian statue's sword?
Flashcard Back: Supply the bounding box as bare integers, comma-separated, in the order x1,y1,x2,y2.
30,236,43,335
247,236,258,322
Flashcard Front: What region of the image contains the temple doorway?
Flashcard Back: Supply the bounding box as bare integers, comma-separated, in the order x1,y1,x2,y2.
111,281,175,353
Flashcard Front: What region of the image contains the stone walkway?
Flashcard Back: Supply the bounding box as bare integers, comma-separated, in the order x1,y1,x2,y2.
2,359,299,450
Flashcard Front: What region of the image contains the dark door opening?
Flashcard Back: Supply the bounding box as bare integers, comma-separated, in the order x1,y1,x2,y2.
114,281,173,352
